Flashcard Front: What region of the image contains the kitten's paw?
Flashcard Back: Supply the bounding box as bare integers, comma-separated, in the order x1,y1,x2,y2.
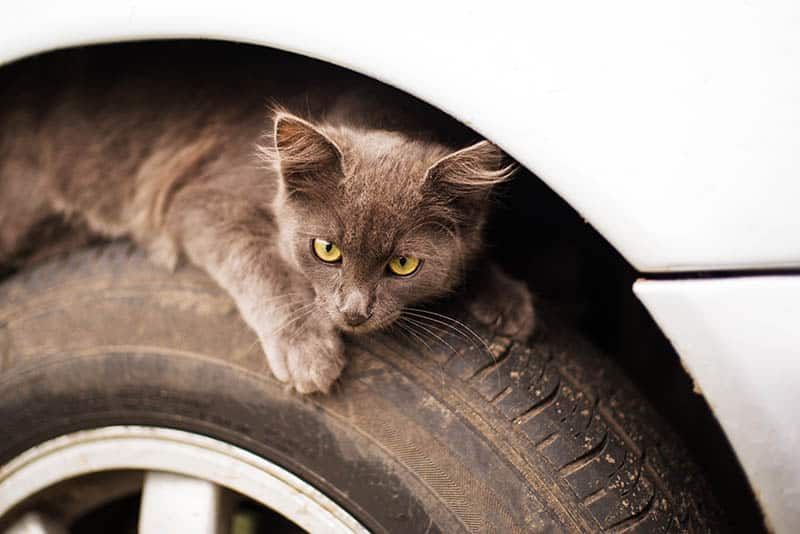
263,324,346,394
469,266,536,341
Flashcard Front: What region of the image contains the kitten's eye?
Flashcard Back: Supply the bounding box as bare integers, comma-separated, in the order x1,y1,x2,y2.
312,238,342,263
388,256,421,277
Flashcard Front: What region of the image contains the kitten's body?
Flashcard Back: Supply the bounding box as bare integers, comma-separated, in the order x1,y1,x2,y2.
0,45,534,393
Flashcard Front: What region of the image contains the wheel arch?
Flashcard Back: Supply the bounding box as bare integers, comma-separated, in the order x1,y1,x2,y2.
5,2,800,274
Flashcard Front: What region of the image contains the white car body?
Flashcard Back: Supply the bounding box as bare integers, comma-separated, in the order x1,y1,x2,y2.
2,1,798,531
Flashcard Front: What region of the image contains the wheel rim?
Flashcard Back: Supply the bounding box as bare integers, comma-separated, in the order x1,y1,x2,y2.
0,425,368,533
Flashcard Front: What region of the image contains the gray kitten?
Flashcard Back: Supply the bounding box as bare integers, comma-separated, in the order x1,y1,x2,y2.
0,51,535,393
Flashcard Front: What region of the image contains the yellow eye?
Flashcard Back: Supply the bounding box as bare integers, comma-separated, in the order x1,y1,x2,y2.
388,256,421,276
312,238,342,263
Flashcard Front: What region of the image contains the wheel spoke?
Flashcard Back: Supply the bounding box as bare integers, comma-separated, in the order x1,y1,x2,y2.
139,471,226,534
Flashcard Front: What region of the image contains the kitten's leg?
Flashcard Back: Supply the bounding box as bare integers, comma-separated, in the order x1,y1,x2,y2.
165,187,345,394
0,152,54,264
0,198,52,264
467,262,537,341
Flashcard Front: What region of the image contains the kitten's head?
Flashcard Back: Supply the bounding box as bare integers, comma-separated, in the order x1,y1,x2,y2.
268,111,514,334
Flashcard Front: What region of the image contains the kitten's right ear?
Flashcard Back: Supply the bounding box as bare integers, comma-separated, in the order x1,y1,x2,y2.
273,112,343,196
424,140,516,219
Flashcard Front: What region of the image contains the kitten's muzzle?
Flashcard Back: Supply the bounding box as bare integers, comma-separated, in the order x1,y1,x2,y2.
337,289,374,327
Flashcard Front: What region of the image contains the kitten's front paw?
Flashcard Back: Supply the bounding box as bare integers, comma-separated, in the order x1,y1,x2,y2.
469,266,536,341
263,321,345,394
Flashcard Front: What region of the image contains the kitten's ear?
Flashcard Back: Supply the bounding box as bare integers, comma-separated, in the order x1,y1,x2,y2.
273,112,343,196
425,140,516,206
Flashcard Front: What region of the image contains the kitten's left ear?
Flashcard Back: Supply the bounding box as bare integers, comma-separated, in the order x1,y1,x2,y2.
425,140,516,200
273,112,344,197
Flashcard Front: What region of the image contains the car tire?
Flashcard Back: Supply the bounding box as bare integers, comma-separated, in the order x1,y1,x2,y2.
0,244,722,533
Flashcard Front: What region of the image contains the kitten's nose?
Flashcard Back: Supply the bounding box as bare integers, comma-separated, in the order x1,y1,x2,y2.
338,290,373,327
343,310,371,327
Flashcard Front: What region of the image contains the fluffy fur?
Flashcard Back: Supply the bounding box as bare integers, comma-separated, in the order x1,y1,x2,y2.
0,45,535,393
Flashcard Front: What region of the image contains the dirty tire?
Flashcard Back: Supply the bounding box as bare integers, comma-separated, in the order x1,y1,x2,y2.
0,244,722,533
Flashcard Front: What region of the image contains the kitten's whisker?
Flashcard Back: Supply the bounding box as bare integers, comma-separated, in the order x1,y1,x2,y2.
285,311,312,343
404,308,495,362
274,301,315,318
401,314,449,336
263,291,305,300
407,308,500,398
391,321,418,348
232,296,309,359
405,308,488,347
402,310,473,343
396,319,435,355
396,319,448,397
402,312,484,361
271,298,310,313
272,307,315,338
390,322,413,345
392,323,425,361
270,303,316,337
259,293,306,306
401,314,457,355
